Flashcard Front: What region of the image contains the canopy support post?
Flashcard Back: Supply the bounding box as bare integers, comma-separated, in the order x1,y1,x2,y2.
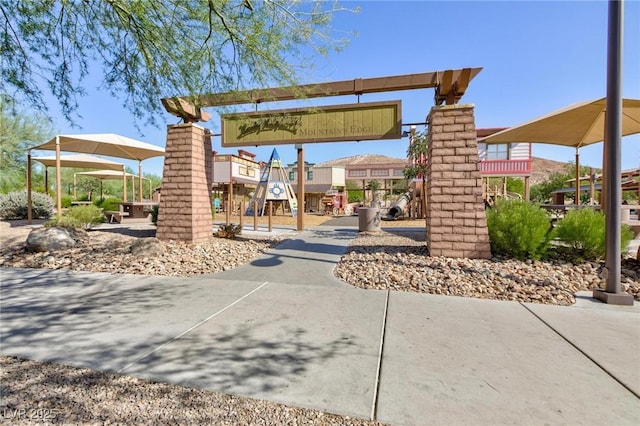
122,166,127,202
56,136,62,221
575,148,580,205
138,161,143,202
27,151,32,223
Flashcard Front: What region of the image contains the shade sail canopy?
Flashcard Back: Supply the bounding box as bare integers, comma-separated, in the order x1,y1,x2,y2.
480,98,640,147
76,170,137,180
31,154,124,171
33,133,165,160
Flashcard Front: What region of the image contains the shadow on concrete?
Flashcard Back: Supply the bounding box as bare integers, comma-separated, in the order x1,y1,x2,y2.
122,319,357,394
1,269,358,397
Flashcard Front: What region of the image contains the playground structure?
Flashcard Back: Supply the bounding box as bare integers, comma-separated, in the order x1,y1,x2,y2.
386,189,414,220
245,148,298,217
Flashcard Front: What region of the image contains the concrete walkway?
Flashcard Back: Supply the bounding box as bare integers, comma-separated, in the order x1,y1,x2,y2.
1,226,639,425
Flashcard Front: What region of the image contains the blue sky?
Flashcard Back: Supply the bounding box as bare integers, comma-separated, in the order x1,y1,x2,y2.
38,0,639,177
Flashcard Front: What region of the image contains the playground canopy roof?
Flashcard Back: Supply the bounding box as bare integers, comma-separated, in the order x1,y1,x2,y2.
31,154,124,171
33,133,165,161
479,98,640,147
76,170,137,179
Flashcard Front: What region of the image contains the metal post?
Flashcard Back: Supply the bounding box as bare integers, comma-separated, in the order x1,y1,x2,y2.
594,0,633,305
239,199,244,229
296,145,304,231
268,201,273,233
589,168,596,205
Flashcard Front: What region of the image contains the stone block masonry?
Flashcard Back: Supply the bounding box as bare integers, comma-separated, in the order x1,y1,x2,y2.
426,104,491,259
157,124,214,243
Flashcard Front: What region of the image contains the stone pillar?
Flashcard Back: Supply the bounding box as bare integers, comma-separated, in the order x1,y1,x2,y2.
426,104,491,259
157,124,213,243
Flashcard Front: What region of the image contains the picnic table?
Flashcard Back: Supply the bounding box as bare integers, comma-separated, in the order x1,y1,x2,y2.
119,202,158,219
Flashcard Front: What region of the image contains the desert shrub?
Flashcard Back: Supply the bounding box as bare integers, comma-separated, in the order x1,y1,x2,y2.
46,205,104,230
60,196,73,208
215,223,242,239
68,205,104,230
45,215,82,229
0,190,54,219
96,197,123,212
486,199,552,260
552,209,634,260
151,204,159,225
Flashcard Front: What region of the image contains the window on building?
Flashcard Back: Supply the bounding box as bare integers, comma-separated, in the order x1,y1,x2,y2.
486,144,509,160
349,169,367,177
371,169,389,177
307,170,313,180
289,171,295,181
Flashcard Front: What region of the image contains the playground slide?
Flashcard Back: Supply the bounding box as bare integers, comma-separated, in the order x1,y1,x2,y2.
386,190,413,219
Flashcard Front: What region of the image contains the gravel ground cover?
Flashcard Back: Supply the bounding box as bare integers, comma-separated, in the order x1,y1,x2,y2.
0,356,381,425
335,229,640,305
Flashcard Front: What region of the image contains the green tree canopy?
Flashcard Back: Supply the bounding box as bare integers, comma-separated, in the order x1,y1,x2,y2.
0,96,53,193
403,130,429,181
1,0,354,126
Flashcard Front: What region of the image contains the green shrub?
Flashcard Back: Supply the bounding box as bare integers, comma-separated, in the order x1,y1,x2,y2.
96,197,123,212
70,205,104,230
50,205,104,230
61,196,73,208
45,215,82,229
0,190,54,219
486,199,552,260
552,209,634,260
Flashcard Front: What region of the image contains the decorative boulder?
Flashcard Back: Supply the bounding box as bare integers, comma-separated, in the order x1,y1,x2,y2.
130,238,165,257
26,227,77,252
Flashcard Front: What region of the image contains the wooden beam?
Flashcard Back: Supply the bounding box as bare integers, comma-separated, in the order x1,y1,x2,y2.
455,67,472,95
162,67,482,120
161,97,211,122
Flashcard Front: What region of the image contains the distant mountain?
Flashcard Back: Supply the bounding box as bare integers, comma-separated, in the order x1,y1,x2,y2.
530,156,571,185
317,154,583,186
316,154,406,167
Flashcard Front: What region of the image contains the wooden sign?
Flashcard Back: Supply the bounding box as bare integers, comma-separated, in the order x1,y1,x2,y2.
221,100,402,147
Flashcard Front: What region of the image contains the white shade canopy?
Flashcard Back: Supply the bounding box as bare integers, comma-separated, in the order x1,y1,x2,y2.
31,154,124,171
33,133,165,161
76,170,137,179
480,98,640,147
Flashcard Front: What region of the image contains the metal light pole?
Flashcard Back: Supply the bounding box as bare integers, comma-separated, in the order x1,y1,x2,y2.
594,0,633,305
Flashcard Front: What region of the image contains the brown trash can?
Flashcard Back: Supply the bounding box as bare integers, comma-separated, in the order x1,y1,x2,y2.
358,207,381,232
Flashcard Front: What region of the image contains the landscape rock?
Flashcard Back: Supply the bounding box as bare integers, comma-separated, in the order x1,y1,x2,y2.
2,226,639,305
130,237,165,257
26,227,78,252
